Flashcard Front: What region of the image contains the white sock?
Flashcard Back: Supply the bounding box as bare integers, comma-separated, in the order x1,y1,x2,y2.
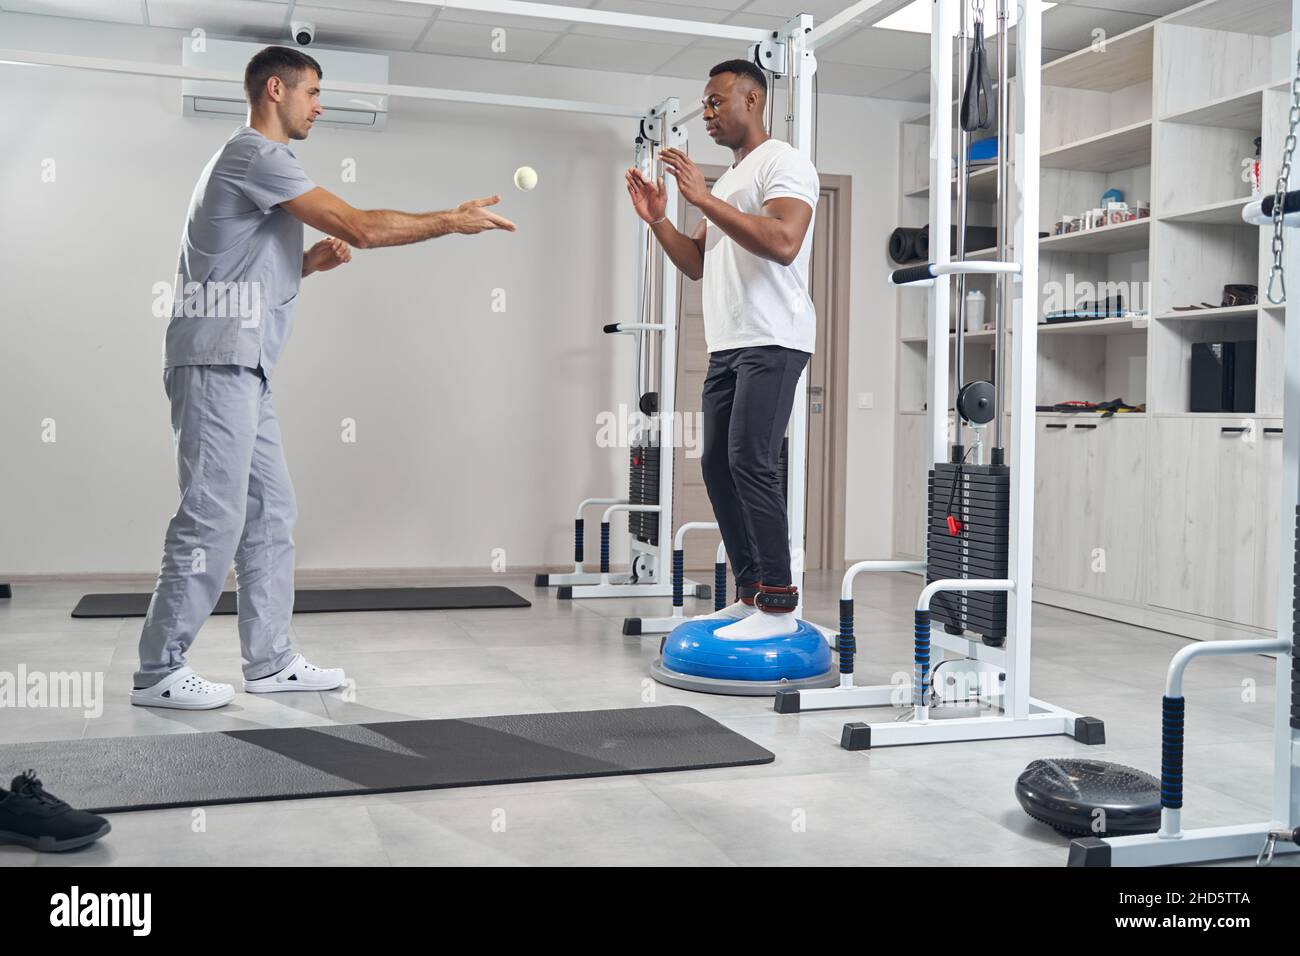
692,600,756,621
714,609,800,640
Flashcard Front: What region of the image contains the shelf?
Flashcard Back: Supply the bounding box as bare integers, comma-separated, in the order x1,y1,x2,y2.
1037,410,1146,418
1038,218,1151,254
902,329,997,344
1041,120,1153,173
1152,411,1273,420
1038,316,1150,336
1040,22,1155,93
904,165,999,201
1153,305,1259,321
904,316,1149,344
1161,84,1267,130
1169,0,1292,35
1160,195,1255,225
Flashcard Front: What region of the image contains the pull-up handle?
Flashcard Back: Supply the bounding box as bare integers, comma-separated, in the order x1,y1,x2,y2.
1244,189,1300,226
891,263,935,285
890,260,1021,286
959,19,995,132
604,322,666,334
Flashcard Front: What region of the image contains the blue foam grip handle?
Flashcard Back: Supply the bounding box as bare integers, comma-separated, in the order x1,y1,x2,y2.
714,563,726,611
839,598,855,676
1161,695,1185,809
600,522,611,574
574,519,584,564
892,263,936,285
914,609,931,707
672,549,684,607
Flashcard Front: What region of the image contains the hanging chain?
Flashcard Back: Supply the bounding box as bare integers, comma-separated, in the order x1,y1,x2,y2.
1267,48,1300,305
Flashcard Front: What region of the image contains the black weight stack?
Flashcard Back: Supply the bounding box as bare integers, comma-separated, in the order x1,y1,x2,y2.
927,459,1011,646
629,444,660,546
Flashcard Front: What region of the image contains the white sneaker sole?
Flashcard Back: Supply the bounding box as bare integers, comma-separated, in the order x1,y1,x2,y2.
243,676,345,694
129,687,235,710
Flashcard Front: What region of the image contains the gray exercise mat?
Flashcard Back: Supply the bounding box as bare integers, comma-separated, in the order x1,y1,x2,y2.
0,707,773,813
71,586,530,618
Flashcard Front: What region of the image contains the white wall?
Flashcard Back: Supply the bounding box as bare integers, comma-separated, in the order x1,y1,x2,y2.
0,11,911,576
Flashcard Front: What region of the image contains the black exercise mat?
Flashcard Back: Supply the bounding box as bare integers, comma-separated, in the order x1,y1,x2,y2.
71,586,530,619
0,707,773,813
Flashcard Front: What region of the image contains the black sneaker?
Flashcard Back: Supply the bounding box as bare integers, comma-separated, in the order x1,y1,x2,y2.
0,770,111,852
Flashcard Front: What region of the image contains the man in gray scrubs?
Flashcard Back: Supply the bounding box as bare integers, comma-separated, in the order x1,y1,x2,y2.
135,47,516,710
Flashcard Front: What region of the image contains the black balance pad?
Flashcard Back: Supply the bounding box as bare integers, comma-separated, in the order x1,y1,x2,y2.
71,586,530,619
0,707,773,813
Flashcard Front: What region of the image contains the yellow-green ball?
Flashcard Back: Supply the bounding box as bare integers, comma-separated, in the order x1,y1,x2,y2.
513,166,538,191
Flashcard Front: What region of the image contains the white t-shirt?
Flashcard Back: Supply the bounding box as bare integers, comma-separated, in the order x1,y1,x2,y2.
701,138,820,354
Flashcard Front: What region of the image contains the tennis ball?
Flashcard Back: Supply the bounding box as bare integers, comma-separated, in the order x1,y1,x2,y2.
513,166,538,191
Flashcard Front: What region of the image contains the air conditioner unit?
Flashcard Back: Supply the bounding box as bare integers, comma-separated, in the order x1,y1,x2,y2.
182,38,389,130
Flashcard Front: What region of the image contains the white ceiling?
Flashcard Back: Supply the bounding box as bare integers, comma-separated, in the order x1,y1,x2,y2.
0,0,1199,100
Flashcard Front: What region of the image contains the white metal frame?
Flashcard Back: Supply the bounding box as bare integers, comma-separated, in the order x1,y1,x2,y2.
625,521,727,635
776,0,1095,750
1075,87,1300,863
515,6,825,611
538,98,694,599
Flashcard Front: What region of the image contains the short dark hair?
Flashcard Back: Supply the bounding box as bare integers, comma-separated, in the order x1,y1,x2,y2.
709,59,767,94
244,46,323,105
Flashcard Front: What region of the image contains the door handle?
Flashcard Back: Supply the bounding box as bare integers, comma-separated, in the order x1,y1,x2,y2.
1264,427,1283,436
1045,423,1067,430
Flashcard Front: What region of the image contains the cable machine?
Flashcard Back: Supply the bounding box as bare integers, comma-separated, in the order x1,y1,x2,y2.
773,0,1104,751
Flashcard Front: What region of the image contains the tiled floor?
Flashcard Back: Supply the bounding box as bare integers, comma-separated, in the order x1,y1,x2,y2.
0,571,1294,867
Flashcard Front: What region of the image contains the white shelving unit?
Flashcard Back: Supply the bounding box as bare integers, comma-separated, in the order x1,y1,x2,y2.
891,0,1292,643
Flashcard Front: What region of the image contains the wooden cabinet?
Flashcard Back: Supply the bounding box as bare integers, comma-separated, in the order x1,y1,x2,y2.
893,414,929,558
1077,417,1147,602
1146,417,1261,626
1033,419,1076,590
1033,416,1146,600
898,409,1279,638
893,413,959,559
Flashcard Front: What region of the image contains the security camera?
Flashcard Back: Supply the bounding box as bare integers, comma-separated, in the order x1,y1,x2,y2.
291,20,316,46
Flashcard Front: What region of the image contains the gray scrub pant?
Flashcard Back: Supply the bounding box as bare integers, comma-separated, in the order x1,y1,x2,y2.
135,364,298,688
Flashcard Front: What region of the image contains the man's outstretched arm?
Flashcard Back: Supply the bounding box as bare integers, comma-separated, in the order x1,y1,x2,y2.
282,187,517,250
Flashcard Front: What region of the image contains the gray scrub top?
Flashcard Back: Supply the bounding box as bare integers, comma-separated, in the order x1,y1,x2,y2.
163,125,317,378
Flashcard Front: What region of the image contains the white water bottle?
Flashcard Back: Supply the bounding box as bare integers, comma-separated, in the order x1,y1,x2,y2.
965,290,986,332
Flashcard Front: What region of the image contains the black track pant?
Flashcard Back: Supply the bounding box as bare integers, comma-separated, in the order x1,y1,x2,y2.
700,345,810,593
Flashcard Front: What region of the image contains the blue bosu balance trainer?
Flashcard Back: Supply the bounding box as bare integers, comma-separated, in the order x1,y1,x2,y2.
650,618,838,696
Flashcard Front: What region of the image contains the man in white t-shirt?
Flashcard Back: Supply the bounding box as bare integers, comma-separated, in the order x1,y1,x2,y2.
625,59,819,640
